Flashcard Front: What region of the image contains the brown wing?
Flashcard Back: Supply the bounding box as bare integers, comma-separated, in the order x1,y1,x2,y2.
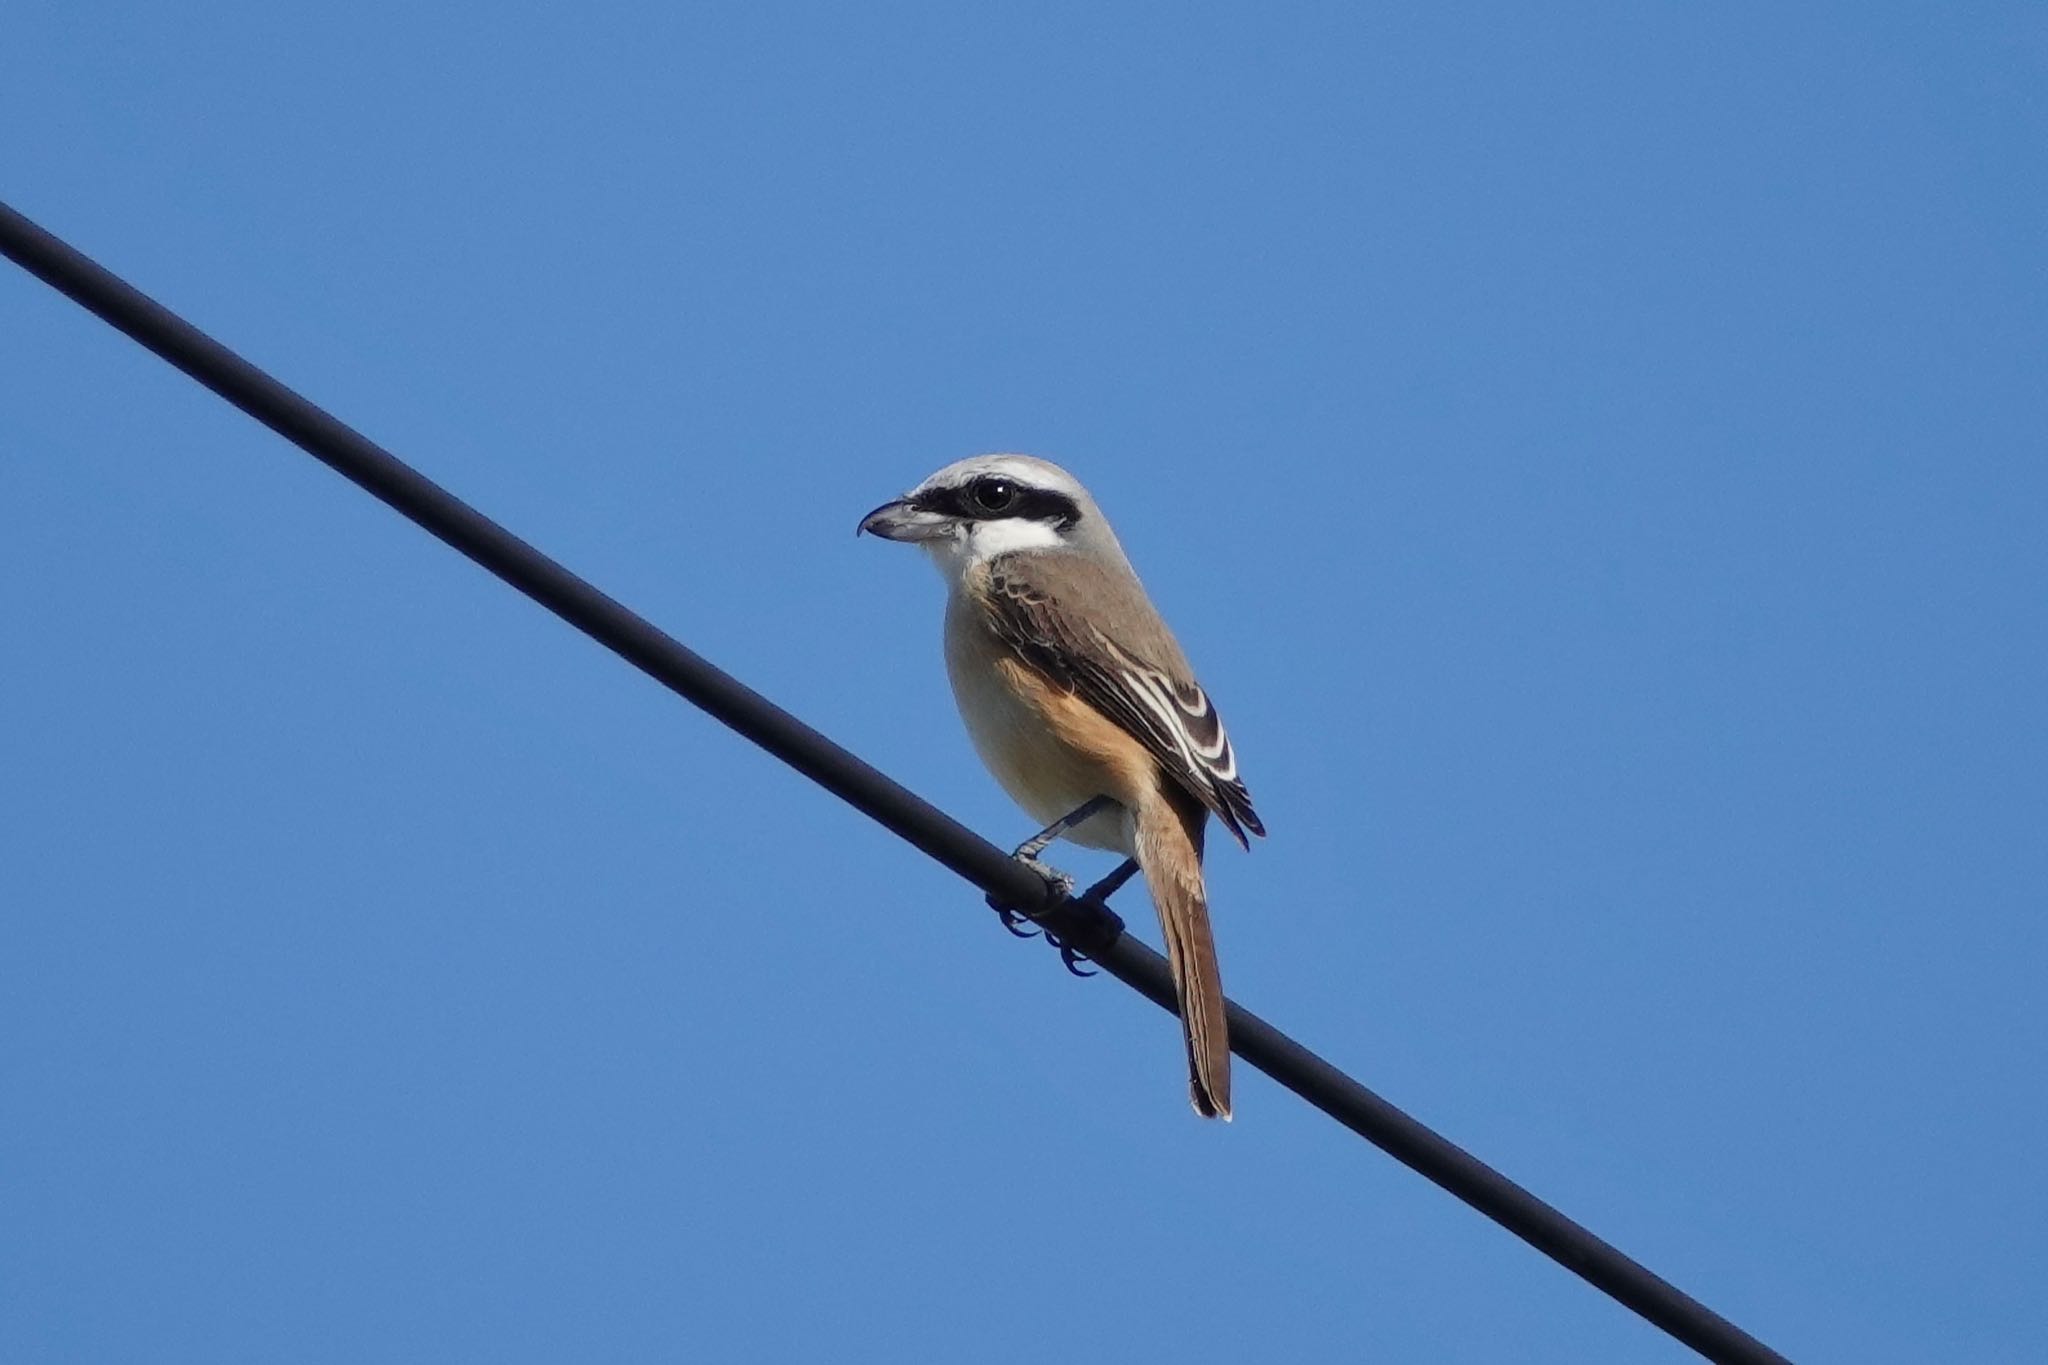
979,552,1264,848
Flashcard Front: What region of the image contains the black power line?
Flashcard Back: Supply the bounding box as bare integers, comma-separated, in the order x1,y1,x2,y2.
0,199,1794,1365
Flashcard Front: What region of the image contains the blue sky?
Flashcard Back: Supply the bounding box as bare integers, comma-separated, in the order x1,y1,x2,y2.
4,5,2044,1361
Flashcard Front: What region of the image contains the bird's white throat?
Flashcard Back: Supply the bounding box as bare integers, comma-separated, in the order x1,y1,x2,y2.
922,516,1068,583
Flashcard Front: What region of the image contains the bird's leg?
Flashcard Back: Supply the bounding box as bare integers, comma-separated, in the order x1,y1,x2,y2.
1004,795,1110,910
1080,857,1140,905
1012,795,1113,864
988,796,1113,936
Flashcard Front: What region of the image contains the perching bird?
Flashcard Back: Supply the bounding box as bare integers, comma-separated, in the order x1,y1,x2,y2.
859,455,1263,1118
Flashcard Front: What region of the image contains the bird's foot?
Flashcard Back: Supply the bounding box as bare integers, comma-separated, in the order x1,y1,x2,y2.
1032,857,1138,973
988,854,1101,975
987,849,1125,978
1016,852,1076,901
985,852,1072,937
1018,857,1105,976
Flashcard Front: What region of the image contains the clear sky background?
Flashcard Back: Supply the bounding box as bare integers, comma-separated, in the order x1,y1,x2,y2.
4,6,2044,1362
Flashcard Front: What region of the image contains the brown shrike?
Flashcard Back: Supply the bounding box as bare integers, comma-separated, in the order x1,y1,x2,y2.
859,455,1263,1118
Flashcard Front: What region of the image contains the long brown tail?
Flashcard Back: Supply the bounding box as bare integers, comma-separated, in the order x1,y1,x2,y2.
1135,791,1231,1119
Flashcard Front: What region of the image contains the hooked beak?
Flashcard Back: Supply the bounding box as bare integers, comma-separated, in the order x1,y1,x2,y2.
857,497,956,543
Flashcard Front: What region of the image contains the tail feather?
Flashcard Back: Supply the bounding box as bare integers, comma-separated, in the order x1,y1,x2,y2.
1136,793,1231,1120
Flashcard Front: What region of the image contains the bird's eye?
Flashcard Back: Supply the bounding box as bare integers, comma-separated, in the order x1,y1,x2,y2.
969,477,1018,514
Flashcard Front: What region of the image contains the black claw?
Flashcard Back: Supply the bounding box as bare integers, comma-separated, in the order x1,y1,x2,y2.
986,894,1043,938
1055,939,1098,977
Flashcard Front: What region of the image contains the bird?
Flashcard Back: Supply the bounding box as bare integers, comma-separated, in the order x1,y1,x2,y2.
858,455,1263,1118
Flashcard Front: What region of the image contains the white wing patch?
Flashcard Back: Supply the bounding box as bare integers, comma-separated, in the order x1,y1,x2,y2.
1098,635,1260,845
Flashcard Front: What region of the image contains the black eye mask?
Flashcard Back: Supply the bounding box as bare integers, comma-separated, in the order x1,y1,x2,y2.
915,479,1082,531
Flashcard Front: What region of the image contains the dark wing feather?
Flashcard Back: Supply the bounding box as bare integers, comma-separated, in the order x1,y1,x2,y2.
982,553,1265,848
